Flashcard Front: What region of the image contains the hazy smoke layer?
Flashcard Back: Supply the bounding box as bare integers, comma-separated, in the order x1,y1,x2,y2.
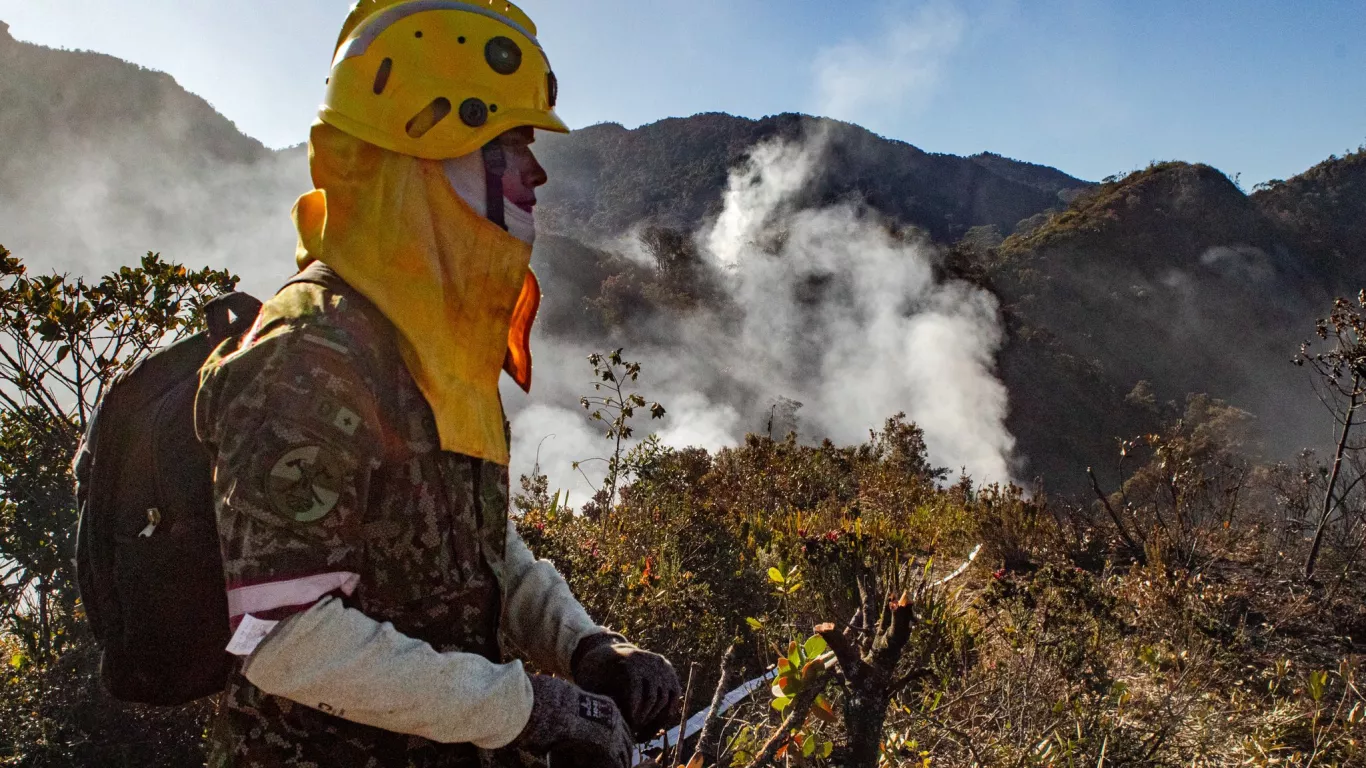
509,132,1016,502
1,140,309,300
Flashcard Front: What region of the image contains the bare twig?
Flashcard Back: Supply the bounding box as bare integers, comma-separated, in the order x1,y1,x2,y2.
904,706,985,767
1307,377,1359,579
816,621,861,681
671,662,699,767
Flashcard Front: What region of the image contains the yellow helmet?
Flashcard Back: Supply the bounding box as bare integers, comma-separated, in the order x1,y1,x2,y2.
320,0,568,160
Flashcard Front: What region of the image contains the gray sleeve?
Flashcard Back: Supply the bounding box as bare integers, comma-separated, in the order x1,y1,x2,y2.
499,519,606,677
242,597,534,749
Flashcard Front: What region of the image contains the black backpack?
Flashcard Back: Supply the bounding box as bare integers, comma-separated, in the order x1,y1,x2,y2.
73,290,263,705
74,265,361,706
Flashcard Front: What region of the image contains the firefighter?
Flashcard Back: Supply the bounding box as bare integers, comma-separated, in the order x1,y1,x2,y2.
196,2,681,765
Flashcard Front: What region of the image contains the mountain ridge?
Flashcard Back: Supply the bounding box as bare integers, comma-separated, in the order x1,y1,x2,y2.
533,111,1094,245
0,19,268,169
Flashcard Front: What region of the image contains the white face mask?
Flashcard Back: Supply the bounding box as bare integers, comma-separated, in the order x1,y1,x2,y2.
442,152,537,245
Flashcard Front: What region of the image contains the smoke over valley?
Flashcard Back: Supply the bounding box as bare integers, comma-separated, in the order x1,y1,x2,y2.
3,22,1362,499
511,129,1016,502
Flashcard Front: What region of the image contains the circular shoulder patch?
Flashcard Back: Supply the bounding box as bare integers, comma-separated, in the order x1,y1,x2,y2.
267,445,345,522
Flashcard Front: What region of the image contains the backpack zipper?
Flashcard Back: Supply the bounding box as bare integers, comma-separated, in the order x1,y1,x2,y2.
138,507,161,538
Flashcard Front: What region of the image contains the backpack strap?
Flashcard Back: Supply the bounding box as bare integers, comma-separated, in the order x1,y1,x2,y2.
280,261,399,404
283,260,351,296
282,262,395,335
203,292,263,349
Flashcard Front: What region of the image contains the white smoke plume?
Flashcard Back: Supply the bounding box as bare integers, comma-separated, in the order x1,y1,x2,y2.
510,130,1016,502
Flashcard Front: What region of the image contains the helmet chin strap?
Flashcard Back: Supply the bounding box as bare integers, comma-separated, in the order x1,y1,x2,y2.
482,142,508,232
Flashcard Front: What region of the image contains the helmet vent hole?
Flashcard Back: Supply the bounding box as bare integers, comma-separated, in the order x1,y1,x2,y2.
414,30,423,38
406,97,452,138
373,58,393,95
489,104,498,113
458,98,489,127
485,36,522,75
458,36,466,44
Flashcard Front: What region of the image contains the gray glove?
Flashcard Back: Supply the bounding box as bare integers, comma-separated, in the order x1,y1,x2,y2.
514,675,633,768
572,633,682,739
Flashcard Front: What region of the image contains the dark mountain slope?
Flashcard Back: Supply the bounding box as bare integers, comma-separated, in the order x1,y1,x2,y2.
1253,149,1366,292
987,161,1347,484
968,151,1092,200
0,20,268,176
534,113,1093,244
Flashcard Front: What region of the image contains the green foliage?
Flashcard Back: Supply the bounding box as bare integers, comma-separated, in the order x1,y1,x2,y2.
1,638,212,767
523,353,1366,767
0,408,81,664
0,244,1363,765
0,248,234,766
769,633,828,714
0,247,238,432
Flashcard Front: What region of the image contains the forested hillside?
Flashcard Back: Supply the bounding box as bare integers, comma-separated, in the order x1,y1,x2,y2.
0,21,268,169
984,157,1366,485
0,20,305,291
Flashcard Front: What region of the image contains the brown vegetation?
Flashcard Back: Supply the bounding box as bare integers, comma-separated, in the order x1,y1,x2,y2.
2,248,1365,766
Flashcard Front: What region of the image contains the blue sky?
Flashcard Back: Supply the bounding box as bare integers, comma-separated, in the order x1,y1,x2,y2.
2,0,1363,185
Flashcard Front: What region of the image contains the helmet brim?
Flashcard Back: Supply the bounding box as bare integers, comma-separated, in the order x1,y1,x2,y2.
515,108,569,135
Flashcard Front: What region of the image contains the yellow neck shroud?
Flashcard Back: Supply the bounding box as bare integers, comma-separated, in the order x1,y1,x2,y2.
293,122,539,465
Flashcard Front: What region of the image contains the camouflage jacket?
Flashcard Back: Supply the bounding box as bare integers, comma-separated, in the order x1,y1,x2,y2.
196,277,519,768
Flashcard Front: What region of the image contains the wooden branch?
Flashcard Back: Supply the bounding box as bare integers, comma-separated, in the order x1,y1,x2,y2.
816,622,862,682
856,572,879,636
671,662,699,766
0,341,69,419
1087,466,1145,559
1326,522,1366,602
875,600,916,671
1308,379,1359,579
691,645,740,767
888,639,939,696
